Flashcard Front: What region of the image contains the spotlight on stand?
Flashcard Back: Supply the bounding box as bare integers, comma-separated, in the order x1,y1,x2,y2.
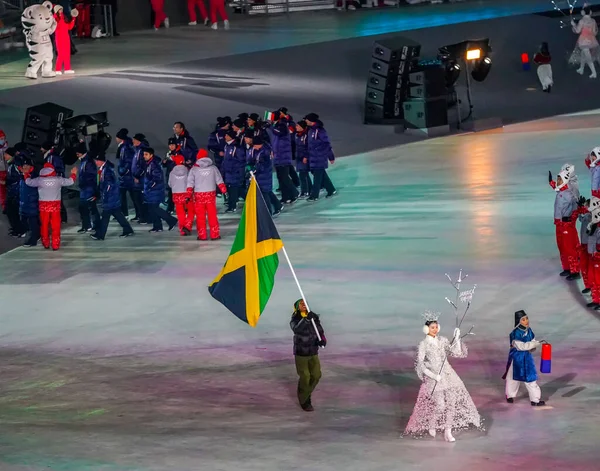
471,56,492,82
437,38,492,128
444,61,461,87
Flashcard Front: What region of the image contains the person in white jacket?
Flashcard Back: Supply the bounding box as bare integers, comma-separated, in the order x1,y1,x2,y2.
405,312,481,442
168,153,193,236
186,149,227,241
25,163,76,250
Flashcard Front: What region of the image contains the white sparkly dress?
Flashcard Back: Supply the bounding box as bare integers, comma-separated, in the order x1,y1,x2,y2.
405,334,481,435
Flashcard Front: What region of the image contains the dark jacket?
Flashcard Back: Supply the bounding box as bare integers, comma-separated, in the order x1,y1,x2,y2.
251,144,274,192
19,168,39,216
307,121,335,170
77,154,98,200
117,139,135,189
44,150,65,177
143,155,165,204
6,156,23,200
99,160,120,211
131,142,148,190
269,118,293,167
207,128,227,170
222,141,247,187
290,311,326,357
175,130,198,168
295,132,309,171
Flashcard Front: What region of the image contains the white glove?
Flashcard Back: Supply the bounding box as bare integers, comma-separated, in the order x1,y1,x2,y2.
71,8,79,18
435,375,442,382
453,328,460,339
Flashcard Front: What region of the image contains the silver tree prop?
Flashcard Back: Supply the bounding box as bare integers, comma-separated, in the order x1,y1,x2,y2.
549,0,572,28
429,273,477,398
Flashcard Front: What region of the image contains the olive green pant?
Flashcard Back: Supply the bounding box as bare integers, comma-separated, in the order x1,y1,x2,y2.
295,355,322,405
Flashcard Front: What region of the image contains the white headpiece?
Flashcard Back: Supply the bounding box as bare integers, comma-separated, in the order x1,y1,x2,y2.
590,197,600,213
591,148,600,167
421,311,441,334
556,167,571,192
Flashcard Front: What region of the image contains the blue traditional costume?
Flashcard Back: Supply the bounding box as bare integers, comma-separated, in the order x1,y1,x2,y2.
502,310,545,406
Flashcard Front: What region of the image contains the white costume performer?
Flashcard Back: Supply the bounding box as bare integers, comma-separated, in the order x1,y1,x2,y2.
562,163,580,199
405,313,481,442
21,1,57,79
570,5,600,78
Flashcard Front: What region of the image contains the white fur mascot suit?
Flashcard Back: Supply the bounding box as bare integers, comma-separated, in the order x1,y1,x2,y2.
21,1,57,79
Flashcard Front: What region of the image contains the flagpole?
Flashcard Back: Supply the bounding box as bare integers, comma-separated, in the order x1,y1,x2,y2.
280,246,323,344
248,172,323,344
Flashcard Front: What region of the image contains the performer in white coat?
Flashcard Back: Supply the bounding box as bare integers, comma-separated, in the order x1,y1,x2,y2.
405,312,481,442
570,4,600,78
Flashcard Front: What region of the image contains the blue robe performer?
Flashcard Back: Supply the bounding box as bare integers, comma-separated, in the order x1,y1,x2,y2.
503,310,545,406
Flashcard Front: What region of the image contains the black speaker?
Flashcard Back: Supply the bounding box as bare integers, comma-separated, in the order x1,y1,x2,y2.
22,103,74,158
364,102,404,124
403,98,448,129
366,37,422,124
372,37,421,64
408,67,447,99
23,127,54,148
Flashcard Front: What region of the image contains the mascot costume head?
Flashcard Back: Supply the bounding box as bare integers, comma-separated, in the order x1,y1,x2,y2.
21,1,56,79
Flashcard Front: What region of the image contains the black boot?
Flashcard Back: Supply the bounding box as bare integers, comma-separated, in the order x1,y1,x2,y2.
560,270,571,276
506,397,514,403
582,287,592,294
586,301,599,308
531,400,546,406
566,272,581,280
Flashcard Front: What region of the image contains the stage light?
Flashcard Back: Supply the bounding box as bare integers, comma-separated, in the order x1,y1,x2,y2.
471,56,492,82
445,60,461,87
466,49,481,61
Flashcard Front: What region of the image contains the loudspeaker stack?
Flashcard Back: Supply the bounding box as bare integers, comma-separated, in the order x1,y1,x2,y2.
364,37,421,125
22,102,74,160
402,63,449,130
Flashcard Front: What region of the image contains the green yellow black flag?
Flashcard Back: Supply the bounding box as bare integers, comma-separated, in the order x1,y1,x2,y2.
208,177,283,327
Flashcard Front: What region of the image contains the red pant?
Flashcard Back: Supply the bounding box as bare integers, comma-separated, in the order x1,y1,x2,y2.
40,202,62,250
56,48,71,72
590,253,600,303
193,191,219,239
580,244,590,288
188,0,208,22
173,194,195,234
75,4,91,38
555,220,580,273
151,0,167,28
210,0,228,23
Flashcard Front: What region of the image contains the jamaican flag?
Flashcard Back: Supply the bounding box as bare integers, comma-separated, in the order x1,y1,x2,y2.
208,177,283,327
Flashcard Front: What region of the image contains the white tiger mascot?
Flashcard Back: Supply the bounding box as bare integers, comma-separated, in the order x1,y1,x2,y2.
21,1,57,79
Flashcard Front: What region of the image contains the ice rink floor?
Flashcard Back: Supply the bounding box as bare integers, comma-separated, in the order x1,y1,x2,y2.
1,111,600,471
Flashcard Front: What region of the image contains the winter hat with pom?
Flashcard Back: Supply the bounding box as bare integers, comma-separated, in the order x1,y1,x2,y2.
40,163,56,177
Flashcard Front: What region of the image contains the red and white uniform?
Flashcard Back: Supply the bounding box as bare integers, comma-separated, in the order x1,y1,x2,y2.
186,150,227,240
553,169,580,274
168,154,194,235
25,164,75,250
